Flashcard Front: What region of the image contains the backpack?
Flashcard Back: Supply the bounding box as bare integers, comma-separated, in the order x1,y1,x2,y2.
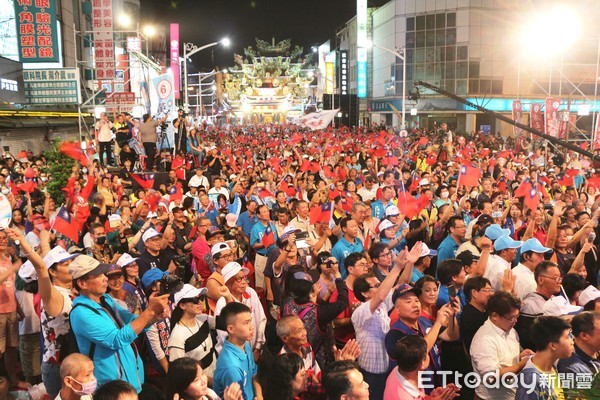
60,303,100,362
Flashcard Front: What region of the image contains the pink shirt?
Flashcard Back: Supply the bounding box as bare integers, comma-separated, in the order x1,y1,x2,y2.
0,258,16,314
384,368,427,400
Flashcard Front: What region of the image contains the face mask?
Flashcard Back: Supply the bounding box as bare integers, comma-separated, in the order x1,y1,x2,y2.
1,187,9,195
82,168,88,174
41,176,48,182
96,236,107,245
70,377,97,396
440,191,449,199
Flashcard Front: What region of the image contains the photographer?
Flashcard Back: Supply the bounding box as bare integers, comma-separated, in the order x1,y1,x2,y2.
139,113,168,171
173,108,191,154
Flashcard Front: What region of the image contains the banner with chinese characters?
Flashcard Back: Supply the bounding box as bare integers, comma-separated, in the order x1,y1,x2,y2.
545,97,561,138
530,102,544,133
105,92,136,112
557,110,571,140
13,0,59,62
170,23,180,100
23,68,80,104
92,0,114,81
511,100,523,137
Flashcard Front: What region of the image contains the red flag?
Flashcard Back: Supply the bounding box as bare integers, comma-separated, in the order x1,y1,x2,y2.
309,161,321,173
171,158,186,180
300,159,311,172
53,206,79,242
458,164,481,187
382,156,399,166
261,224,275,249
145,191,162,212
169,184,183,202
417,137,428,146
340,193,354,213
257,187,274,199
59,142,90,166
514,179,532,198
397,191,429,219
129,172,155,190
17,181,37,193
524,182,540,211
588,176,600,189
310,201,333,224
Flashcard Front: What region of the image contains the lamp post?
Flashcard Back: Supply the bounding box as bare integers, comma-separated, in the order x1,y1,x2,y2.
190,69,227,118
183,38,230,109
367,41,406,130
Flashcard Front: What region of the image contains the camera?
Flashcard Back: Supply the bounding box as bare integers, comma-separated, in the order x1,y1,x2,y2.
324,260,335,267
158,274,184,296
172,254,190,268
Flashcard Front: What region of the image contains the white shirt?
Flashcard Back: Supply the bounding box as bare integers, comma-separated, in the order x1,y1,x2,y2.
512,263,536,300
470,318,521,400
168,314,217,377
357,185,378,202
188,174,210,190
208,186,230,198
215,287,266,354
95,119,113,142
484,254,511,292
351,291,393,374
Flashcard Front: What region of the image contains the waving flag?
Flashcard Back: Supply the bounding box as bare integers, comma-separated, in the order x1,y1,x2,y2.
515,179,533,198
59,142,91,166
129,172,155,190
296,109,340,131
524,182,540,211
261,223,275,249
169,184,183,202
53,206,79,242
310,201,333,224
340,192,354,213
457,164,481,187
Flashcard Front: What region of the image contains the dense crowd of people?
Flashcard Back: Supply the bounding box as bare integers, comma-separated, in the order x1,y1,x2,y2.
1,113,600,400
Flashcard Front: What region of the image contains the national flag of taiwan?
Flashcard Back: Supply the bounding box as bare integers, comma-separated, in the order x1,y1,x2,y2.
129,172,155,190
514,179,533,198
261,224,275,249
257,187,274,199
145,191,162,212
53,206,79,242
169,184,182,202
524,182,540,211
458,164,481,187
340,192,354,213
59,142,91,166
310,201,333,224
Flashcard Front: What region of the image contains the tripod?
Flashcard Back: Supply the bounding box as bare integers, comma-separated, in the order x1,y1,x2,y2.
157,127,172,172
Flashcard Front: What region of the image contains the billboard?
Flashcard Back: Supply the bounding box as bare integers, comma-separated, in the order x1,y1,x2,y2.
0,56,26,104
92,0,115,81
13,0,59,62
23,68,80,104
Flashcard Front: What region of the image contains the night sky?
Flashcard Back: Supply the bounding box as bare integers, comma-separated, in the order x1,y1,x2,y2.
140,0,388,71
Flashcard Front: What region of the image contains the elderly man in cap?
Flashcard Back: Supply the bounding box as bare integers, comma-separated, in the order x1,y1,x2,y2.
136,227,175,277
484,234,523,291
215,262,266,358
512,238,553,300
69,255,169,393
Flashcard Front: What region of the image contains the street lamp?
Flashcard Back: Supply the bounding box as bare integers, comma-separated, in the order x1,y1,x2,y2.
183,38,230,109
142,25,156,57
366,40,407,130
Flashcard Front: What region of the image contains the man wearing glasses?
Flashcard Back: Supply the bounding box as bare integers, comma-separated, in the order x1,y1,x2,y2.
215,262,266,360
205,242,234,315
471,291,535,400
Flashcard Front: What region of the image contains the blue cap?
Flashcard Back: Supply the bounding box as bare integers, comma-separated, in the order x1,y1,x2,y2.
141,268,168,289
521,238,552,254
494,235,523,251
485,224,511,240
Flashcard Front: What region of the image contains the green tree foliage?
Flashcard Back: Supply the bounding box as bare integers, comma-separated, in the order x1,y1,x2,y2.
43,139,75,205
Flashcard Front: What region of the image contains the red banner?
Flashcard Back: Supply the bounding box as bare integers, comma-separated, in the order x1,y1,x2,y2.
170,24,180,100
512,100,523,137
530,103,544,135
545,98,561,138
557,110,571,140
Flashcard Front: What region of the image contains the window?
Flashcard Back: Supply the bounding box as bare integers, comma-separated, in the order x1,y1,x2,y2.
480,79,491,93
446,46,455,61
469,61,479,78
446,28,456,45
406,32,416,48
492,80,503,95
436,13,446,28
416,31,425,47
426,31,435,47
426,14,435,30
416,15,425,31
469,79,479,94
447,13,456,27
436,29,445,46
407,17,415,31
456,61,468,79
445,62,455,79
456,79,467,95
457,46,468,60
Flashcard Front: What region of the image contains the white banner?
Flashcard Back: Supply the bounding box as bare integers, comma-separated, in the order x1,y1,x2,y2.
296,109,340,131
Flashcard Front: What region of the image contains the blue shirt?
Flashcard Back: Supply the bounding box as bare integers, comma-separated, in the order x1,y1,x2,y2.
214,340,257,400
238,211,259,237
370,200,392,220
410,269,425,285
436,285,467,310
250,221,278,256
332,236,364,279
436,235,460,269
70,295,144,392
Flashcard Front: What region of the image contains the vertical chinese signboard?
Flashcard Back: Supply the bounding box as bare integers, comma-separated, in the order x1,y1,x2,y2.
92,0,114,82
545,97,561,138
170,23,180,100
356,0,367,98
13,0,59,63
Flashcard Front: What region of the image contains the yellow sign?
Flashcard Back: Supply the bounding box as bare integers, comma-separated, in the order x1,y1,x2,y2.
325,62,334,94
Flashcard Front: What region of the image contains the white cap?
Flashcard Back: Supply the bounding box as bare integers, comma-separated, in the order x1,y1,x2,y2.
208,145,217,151
543,295,583,316
18,261,37,283
142,228,162,243
211,242,231,257
147,211,158,218
578,285,600,307
230,174,237,180
43,246,78,269
385,205,400,217
418,178,430,187
222,261,249,284
418,243,438,257
378,219,397,232
108,214,121,222
280,226,302,240
174,283,208,306
116,253,139,267
225,213,238,228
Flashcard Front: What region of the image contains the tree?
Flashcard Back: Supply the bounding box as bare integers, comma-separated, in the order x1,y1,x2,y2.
43,138,76,205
